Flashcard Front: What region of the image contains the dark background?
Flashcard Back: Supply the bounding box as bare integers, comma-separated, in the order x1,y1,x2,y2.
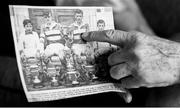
1,0,180,106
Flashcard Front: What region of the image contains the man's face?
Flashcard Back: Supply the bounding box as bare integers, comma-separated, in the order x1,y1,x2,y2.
97,23,105,31
44,15,52,23
75,13,83,22
66,54,71,59
25,23,33,33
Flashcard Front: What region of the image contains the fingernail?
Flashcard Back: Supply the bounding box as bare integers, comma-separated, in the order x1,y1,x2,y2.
80,33,87,43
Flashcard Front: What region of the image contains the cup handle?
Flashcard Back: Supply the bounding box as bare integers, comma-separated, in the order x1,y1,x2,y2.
76,72,80,78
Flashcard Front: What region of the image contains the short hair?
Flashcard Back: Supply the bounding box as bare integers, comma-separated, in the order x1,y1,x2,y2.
74,9,83,16
23,19,32,27
43,11,51,18
97,19,105,26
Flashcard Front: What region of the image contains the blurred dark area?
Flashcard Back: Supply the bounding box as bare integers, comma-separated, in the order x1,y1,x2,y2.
0,0,180,106
136,0,180,39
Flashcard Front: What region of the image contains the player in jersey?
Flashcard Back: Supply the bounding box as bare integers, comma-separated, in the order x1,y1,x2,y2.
69,9,90,57
40,12,65,60
39,12,66,86
40,12,62,36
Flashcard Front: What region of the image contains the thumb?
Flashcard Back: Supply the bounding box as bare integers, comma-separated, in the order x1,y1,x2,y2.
81,30,137,48
121,76,145,89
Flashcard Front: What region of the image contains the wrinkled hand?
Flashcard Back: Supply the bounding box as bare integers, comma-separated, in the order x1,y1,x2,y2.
82,30,180,88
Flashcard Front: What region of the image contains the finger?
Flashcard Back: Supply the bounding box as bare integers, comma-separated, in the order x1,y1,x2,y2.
117,90,132,103
110,63,131,80
81,30,137,46
108,50,138,66
95,48,112,57
121,76,144,89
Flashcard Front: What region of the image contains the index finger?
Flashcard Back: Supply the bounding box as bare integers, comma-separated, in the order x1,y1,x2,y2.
81,29,132,46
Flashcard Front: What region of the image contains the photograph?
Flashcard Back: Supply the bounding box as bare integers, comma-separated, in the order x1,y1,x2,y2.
9,5,124,102
4,0,180,106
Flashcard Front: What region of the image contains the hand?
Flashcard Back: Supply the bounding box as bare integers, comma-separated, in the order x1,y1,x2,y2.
81,24,89,29
81,30,180,88
40,37,44,43
36,50,41,58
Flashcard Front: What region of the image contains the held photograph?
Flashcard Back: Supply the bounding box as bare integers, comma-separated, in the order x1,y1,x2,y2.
9,5,125,102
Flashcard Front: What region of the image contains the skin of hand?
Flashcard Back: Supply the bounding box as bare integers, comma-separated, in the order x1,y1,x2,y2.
81,30,180,88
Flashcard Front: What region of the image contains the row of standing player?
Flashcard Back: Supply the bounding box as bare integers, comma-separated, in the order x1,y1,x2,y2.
18,9,108,87
18,9,107,61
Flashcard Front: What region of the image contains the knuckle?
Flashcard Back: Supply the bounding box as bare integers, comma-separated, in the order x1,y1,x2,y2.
108,54,114,65
129,31,147,39
104,29,116,39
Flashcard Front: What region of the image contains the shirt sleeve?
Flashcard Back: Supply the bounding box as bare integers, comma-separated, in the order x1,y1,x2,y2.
34,32,41,51
18,33,25,52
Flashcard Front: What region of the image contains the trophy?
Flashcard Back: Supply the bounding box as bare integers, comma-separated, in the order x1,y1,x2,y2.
46,56,62,87
26,57,43,88
82,65,97,80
